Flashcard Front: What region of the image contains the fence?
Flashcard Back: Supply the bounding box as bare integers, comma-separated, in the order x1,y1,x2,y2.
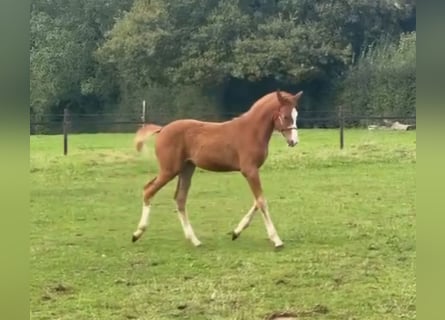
30,108,416,155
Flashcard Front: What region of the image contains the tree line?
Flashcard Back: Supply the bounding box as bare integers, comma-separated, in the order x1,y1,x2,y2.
30,0,416,129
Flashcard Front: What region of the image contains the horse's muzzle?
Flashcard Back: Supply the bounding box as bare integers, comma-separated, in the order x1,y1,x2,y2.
287,140,298,147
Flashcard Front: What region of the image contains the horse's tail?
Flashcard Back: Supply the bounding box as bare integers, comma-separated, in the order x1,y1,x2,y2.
134,124,163,152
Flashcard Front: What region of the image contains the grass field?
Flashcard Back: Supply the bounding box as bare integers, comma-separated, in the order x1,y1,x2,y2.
30,129,416,320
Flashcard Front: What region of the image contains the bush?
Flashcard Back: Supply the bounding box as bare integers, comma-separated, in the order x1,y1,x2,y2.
336,32,416,120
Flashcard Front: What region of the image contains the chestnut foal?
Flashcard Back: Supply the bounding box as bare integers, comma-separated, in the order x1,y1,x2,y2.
132,89,303,248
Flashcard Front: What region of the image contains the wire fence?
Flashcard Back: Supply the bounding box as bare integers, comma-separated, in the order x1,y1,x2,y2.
30,111,416,134
30,109,416,154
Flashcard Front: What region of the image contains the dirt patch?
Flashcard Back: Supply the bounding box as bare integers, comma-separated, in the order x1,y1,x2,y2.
41,294,52,301
41,283,74,301
177,303,187,310
51,283,74,294
266,312,298,320
114,278,136,286
30,167,41,173
265,304,329,319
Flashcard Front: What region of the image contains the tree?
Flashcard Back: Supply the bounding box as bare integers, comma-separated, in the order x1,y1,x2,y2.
30,0,416,128
30,0,133,121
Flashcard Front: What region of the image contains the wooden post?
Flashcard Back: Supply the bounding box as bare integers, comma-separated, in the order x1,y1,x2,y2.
63,107,69,155
141,100,146,127
339,105,344,150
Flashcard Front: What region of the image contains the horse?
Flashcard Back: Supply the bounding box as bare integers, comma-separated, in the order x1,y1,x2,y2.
131,89,303,248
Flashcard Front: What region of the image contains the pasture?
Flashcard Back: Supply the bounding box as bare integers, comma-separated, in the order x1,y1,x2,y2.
30,129,416,320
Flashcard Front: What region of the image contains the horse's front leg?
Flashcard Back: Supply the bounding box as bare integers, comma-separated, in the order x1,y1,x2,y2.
239,167,284,248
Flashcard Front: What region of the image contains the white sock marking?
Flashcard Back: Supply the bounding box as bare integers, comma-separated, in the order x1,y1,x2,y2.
259,202,283,247
234,205,257,234
178,210,201,246
133,203,151,239
138,204,150,230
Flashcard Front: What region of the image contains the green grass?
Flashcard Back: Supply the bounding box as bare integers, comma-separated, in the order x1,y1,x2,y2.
30,129,416,320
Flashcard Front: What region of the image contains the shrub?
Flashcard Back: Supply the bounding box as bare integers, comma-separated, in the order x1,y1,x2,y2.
336,32,416,120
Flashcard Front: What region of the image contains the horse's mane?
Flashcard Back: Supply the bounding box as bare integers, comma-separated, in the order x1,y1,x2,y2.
230,91,290,121
249,92,278,111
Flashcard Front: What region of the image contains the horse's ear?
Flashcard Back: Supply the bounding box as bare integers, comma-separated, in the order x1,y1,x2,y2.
294,91,303,100
276,89,288,105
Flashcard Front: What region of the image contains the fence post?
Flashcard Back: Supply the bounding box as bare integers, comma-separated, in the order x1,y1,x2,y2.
141,100,146,127
339,105,344,150
63,107,69,155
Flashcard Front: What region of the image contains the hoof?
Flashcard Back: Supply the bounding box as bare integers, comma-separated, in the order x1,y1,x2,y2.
231,231,239,240
132,235,139,243
274,243,284,250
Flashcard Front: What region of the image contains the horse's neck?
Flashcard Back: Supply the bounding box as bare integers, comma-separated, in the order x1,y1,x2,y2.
238,106,275,148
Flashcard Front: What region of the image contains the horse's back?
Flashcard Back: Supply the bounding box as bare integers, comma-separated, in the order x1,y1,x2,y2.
159,118,230,138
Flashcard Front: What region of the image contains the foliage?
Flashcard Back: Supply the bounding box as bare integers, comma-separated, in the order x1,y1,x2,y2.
98,0,414,84
30,0,416,128
30,0,133,120
336,31,416,118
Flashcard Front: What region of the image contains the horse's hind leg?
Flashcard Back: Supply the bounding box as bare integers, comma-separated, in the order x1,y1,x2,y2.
132,172,176,242
174,163,201,247
231,200,258,240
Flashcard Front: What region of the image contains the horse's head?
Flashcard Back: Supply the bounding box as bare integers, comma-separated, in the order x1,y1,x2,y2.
274,90,303,147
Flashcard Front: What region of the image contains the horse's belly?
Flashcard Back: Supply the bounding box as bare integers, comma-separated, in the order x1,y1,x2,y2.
189,145,239,172
194,159,239,172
